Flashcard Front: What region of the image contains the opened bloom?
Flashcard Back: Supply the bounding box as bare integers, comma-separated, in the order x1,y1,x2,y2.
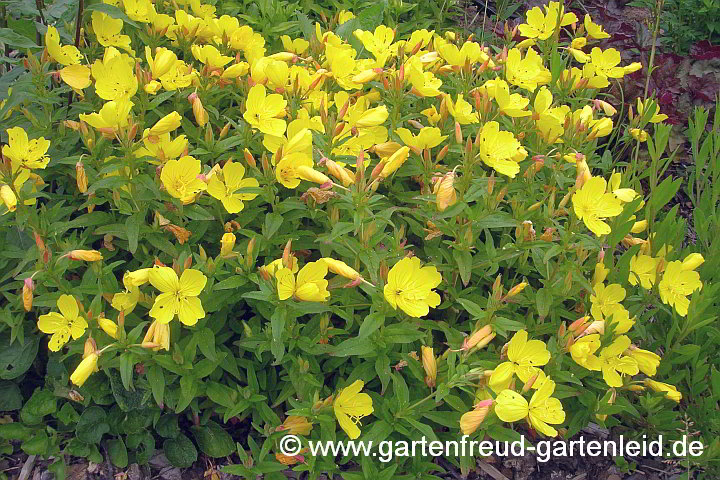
160,156,207,204
658,259,703,316
495,378,565,437
37,294,88,351
333,380,374,439
243,84,287,136
477,121,527,178
489,329,550,391
207,160,259,213
148,267,207,326
384,257,442,317
2,127,51,170
598,335,639,387
572,176,623,236
276,261,330,302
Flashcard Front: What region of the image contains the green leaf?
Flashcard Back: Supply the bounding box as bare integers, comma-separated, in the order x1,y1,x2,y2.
196,328,217,361
191,421,235,458
163,434,197,468
535,287,552,319
76,406,110,444
146,364,164,407
21,430,49,455
453,249,472,286
176,376,197,413
20,388,56,425
108,438,129,468
0,334,39,380
0,28,40,49
0,381,22,411
155,414,180,439
0,422,33,441
126,212,142,254
263,212,284,239
358,312,384,338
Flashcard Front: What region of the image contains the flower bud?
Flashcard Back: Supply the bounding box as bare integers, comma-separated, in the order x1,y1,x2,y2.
421,346,437,388
98,316,119,339
321,258,361,280
67,250,103,261
22,277,34,311
459,399,493,435
221,232,236,256
433,171,457,212
70,352,98,386
75,160,88,193
465,325,493,350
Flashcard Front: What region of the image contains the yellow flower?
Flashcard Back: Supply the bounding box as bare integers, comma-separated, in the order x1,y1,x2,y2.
588,47,625,79
477,121,527,178
276,261,330,302
380,145,411,177
92,11,134,54
160,156,207,204
79,99,134,132
495,378,565,437
98,317,119,339
0,184,17,212
489,330,550,391
67,249,104,261
584,14,610,39
384,257,442,317
598,335,639,387
2,127,50,170
658,260,703,316
91,47,138,101
485,79,531,118
70,352,98,387
148,111,183,136
433,171,457,212
279,416,313,435
59,64,92,91
207,160,259,213
629,254,659,289
191,44,233,68
37,294,88,351
445,94,479,124
320,258,361,280
45,26,82,66
627,347,661,376
142,320,170,351
243,84,287,136
590,283,625,320
333,380,374,439
111,285,140,314
396,127,447,151
146,47,178,79
644,379,682,402
134,131,188,163
421,346,437,387
338,10,355,24
518,2,578,40
572,176,623,236
353,25,395,66
459,399,493,435
570,334,602,371
220,233,236,256
636,98,668,123
280,35,309,55
505,48,551,91
148,266,207,325
630,128,648,142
